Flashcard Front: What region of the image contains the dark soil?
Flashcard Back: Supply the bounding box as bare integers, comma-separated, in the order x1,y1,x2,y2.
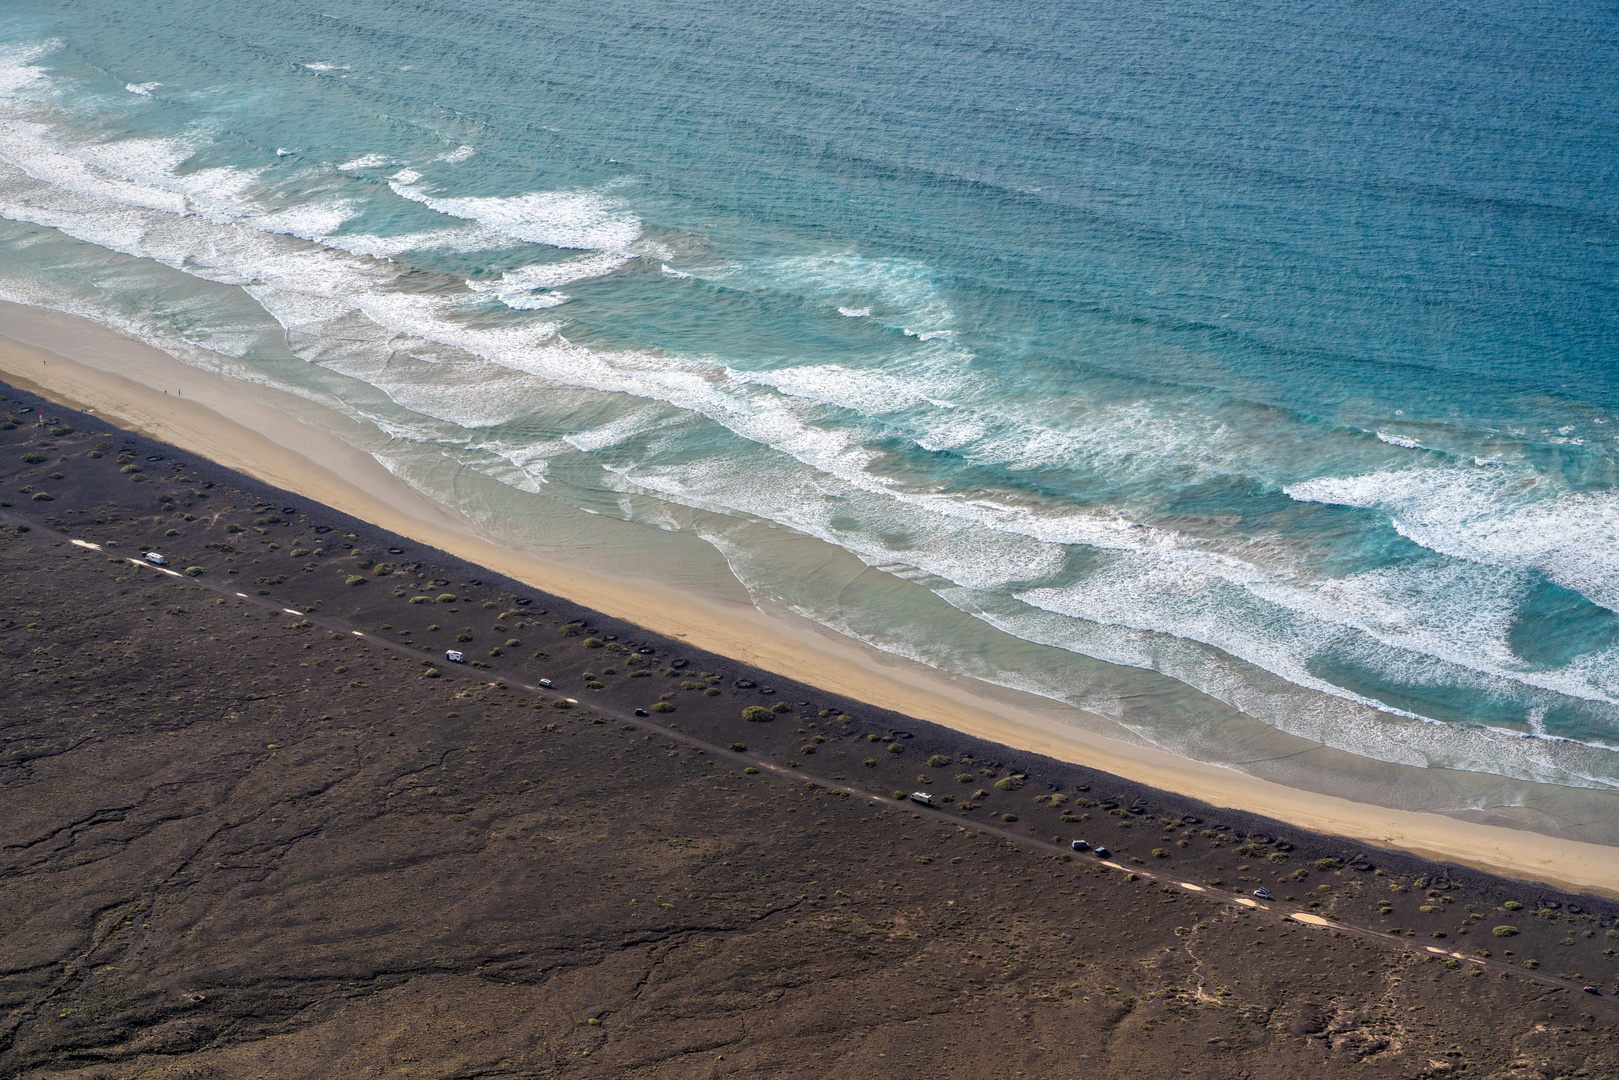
3,381,1619,1079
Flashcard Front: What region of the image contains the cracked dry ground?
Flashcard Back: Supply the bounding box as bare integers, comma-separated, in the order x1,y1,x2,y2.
1,542,1616,1079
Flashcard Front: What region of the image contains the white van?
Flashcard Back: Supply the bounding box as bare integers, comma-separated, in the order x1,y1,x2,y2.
909,792,933,806
445,650,465,663
144,551,167,566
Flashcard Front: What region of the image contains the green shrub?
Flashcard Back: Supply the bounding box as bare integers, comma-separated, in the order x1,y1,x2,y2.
422,667,441,679
993,776,1021,791
927,754,952,768
185,566,205,577
226,523,244,533
1503,900,1523,910
1492,925,1518,937
652,702,675,713
31,491,51,501
1152,848,1170,858
48,425,72,436
1431,931,1447,939
19,452,45,464
409,596,430,604
559,623,582,635
490,649,506,658
730,743,746,752
1002,813,1018,823
585,680,604,689
436,593,457,603
705,687,721,696
552,699,571,710
345,575,366,586
1268,852,1290,863
744,766,759,774
456,633,473,642
742,705,774,722
864,758,877,767
886,742,903,754
955,773,975,783
1291,868,1309,880
506,638,521,647
1312,858,1343,872
583,637,604,649
771,701,791,714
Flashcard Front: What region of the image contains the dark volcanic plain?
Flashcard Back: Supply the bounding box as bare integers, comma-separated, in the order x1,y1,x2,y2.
2,381,1619,1080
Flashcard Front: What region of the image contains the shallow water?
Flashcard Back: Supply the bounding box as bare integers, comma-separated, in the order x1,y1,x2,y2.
0,0,1616,816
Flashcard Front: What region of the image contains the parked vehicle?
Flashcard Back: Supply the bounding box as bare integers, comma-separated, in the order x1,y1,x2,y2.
144,551,167,566
634,708,648,717
1092,846,1110,858
910,792,933,806
1253,888,1272,900
1583,985,1601,995
538,678,553,688
445,650,465,663
1071,840,1090,852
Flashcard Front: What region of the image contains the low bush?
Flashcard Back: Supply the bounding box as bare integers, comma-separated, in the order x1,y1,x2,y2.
422,667,441,679
345,575,366,586
1152,848,1170,858
409,596,430,604
652,702,675,713
552,699,572,710
1492,925,1518,937
18,453,45,464
730,743,746,752
1503,900,1523,910
886,742,903,754
771,701,791,714
583,637,604,649
1312,858,1344,872
456,633,473,642
927,754,952,768
1002,813,1018,823
185,566,205,577
744,766,759,774
31,492,51,501
742,705,774,722
864,758,877,767
436,593,457,603
993,776,1021,791
226,523,244,533
705,687,721,696
955,773,975,783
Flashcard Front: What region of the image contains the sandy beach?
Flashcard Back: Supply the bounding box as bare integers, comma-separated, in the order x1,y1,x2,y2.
4,299,1619,898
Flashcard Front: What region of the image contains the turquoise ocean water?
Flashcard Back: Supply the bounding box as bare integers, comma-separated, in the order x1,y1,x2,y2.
0,1,1616,815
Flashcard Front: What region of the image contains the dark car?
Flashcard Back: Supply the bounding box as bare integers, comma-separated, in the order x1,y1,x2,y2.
1583,985,1601,995
1092,846,1110,858
633,708,648,717
1071,840,1090,852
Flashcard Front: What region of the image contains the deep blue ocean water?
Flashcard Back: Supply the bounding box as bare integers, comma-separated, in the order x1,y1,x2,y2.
0,0,1616,800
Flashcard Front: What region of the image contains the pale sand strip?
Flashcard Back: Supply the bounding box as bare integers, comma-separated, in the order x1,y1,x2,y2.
4,306,1617,897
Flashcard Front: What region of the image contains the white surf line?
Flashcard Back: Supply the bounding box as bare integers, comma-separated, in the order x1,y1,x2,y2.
9,509,1611,1005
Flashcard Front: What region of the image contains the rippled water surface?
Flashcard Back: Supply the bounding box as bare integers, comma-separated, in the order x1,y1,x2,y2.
1,0,1616,804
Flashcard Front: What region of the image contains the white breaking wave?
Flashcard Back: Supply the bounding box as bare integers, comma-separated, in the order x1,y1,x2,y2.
388,181,641,251
1287,466,1619,613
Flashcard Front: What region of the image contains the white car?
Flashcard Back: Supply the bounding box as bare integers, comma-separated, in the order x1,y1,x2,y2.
909,792,933,806
144,551,167,566
445,650,465,663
